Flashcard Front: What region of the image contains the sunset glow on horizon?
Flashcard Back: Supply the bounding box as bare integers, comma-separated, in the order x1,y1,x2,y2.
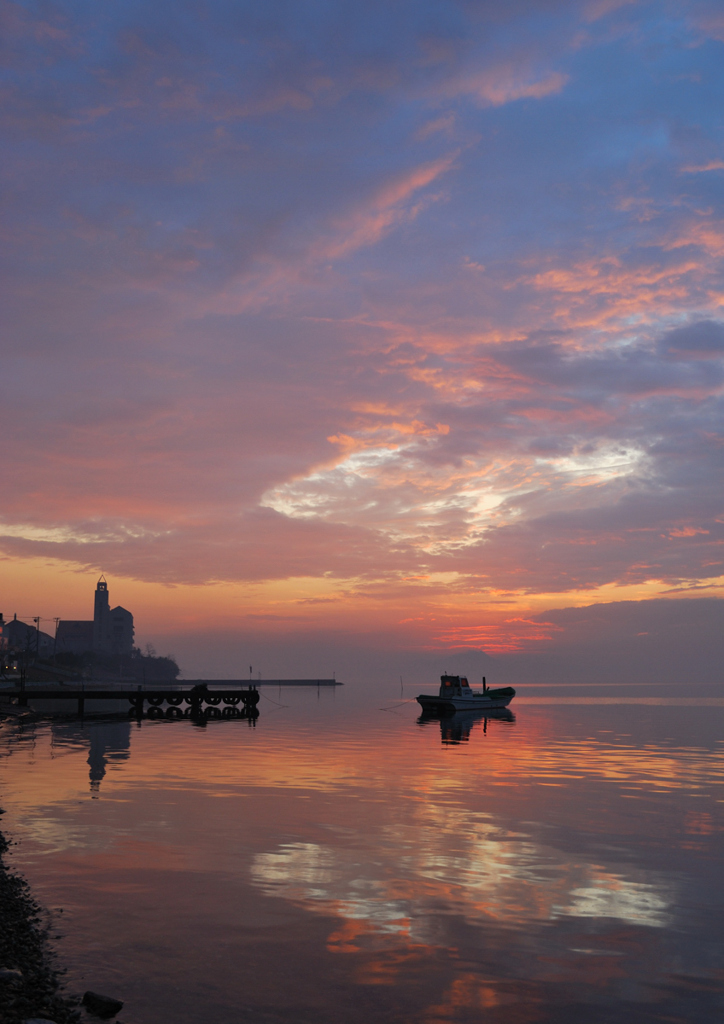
2,0,723,679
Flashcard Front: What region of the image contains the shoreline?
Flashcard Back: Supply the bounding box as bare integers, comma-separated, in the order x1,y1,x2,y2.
0,820,80,1024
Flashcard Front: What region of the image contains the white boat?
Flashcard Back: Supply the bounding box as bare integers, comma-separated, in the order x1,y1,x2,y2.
416,675,515,713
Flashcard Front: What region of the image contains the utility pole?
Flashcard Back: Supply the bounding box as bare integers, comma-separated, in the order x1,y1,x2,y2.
53,618,60,668
33,616,41,660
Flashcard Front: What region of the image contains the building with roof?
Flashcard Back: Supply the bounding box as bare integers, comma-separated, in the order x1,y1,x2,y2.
55,577,134,656
0,614,55,658
54,619,94,654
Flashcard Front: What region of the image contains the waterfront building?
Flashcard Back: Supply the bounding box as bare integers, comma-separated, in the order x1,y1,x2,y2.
54,619,94,654
0,613,55,657
56,577,134,656
109,605,134,656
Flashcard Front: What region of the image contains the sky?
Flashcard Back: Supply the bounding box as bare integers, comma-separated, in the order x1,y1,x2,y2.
1,0,723,681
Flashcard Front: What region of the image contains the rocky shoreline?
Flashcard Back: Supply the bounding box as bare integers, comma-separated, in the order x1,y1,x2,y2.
0,820,80,1024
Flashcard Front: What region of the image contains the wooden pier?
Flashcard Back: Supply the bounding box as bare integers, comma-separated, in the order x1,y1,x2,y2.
4,685,261,715
1,678,340,716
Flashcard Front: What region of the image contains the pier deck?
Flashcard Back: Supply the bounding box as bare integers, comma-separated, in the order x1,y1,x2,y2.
0,679,340,715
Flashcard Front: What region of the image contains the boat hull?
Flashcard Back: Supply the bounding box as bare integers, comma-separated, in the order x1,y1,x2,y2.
417,693,513,713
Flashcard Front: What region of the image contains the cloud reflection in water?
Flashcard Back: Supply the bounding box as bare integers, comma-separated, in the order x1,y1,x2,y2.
251,807,674,958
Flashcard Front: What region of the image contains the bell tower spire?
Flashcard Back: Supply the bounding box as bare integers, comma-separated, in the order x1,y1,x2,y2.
93,575,111,653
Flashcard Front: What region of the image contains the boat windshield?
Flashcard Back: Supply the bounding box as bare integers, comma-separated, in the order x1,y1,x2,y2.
439,675,472,696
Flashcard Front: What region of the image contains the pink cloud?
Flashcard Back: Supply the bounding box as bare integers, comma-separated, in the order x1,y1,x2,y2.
692,10,724,42
321,154,457,259
582,0,638,24
680,160,724,174
444,67,569,107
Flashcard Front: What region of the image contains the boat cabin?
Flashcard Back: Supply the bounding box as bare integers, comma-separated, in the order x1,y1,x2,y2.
438,674,473,697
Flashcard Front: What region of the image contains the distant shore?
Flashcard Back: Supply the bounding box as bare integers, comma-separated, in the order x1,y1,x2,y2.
0,820,79,1024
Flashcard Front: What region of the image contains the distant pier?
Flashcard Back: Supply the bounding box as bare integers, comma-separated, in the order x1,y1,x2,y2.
181,678,341,687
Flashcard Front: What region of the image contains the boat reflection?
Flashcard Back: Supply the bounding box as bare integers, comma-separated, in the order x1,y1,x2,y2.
418,707,515,744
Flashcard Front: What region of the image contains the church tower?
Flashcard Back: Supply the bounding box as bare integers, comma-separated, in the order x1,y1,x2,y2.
93,576,112,654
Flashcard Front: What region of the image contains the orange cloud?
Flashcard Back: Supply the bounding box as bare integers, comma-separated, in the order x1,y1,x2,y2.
430,618,563,655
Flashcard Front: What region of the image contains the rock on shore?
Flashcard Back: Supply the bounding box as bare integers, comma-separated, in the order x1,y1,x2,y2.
0,823,80,1024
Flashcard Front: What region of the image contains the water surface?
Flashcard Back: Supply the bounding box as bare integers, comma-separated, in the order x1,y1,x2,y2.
1,682,723,1023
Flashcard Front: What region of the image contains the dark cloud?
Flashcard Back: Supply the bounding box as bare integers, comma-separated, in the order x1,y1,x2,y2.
151,597,722,687
660,319,724,358
505,597,724,684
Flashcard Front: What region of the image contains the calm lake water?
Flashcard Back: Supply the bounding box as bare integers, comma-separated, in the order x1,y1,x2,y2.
2,681,724,1024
